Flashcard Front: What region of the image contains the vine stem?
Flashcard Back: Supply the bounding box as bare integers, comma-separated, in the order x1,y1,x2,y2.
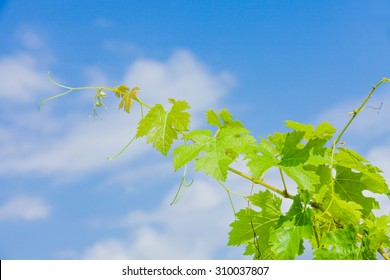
38,72,152,111
332,77,390,147
325,77,390,214
227,167,293,199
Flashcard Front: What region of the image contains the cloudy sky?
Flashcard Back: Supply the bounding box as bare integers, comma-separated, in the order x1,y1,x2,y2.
0,0,389,259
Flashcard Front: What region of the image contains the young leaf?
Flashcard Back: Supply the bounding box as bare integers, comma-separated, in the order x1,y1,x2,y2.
136,100,190,156
206,109,223,128
361,214,390,254
115,85,140,113
323,194,363,225
218,109,243,127
313,225,360,260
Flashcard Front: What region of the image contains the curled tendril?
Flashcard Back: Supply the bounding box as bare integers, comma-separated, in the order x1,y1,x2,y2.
170,164,194,205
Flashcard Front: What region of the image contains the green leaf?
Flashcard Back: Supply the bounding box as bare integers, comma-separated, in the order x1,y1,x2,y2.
285,121,314,138
312,122,336,140
173,111,255,180
206,109,222,128
324,194,363,225
249,189,283,213
285,121,336,140
269,222,308,259
245,140,279,179
314,225,360,260
334,166,380,216
282,166,320,193
269,195,313,259
361,214,390,253
172,130,213,170
194,148,233,181
218,109,243,127
335,148,389,195
168,99,192,132
217,126,256,154
280,138,329,167
228,190,282,260
280,195,313,225
136,100,190,155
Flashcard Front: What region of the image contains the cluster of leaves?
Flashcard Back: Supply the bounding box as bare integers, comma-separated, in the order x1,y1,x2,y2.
39,77,390,260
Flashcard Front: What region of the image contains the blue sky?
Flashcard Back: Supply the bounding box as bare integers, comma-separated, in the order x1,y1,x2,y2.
0,0,389,259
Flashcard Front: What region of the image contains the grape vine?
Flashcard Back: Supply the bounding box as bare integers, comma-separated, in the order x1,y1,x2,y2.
39,74,390,260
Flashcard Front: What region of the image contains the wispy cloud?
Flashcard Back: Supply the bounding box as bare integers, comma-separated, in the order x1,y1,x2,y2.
82,179,246,259
94,18,115,29
103,40,138,56
316,86,390,142
124,50,235,118
14,26,45,49
0,53,53,102
0,196,50,222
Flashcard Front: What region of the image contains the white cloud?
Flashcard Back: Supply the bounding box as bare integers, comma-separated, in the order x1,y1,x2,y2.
0,196,50,222
103,40,138,56
316,86,390,142
15,26,44,48
82,179,245,259
83,66,110,86
0,53,53,102
123,50,235,117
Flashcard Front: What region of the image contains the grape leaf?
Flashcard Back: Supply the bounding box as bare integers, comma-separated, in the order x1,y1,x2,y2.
334,166,380,216
361,214,390,253
114,85,140,113
172,130,213,170
173,113,255,181
194,149,233,181
282,166,320,193
323,194,363,225
245,140,279,179
285,120,314,137
218,109,243,127
314,225,360,260
269,195,313,259
269,222,309,259
280,138,329,167
136,99,190,156
335,148,389,196
228,190,282,260
217,126,256,154
285,120,336,140
206,109,222,128
312,122,336,140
